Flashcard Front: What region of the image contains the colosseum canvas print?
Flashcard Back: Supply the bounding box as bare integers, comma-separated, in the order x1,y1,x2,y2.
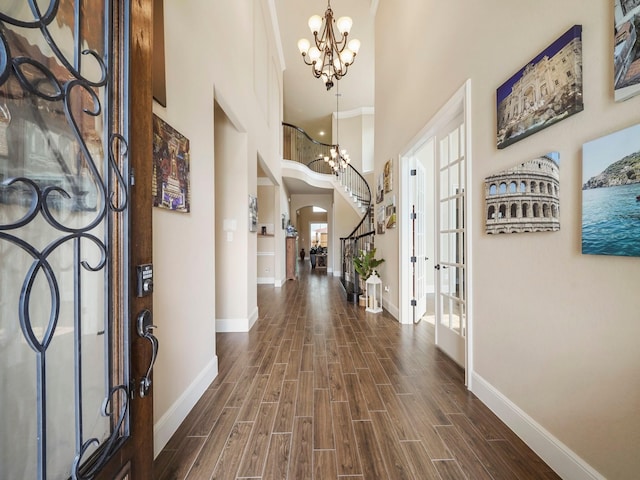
582,123,640,257
485,152,560,234
497,25,583,149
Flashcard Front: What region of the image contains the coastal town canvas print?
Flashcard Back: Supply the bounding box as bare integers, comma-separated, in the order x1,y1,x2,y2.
496,25,583,149
582,123,640,257
614,0,640,101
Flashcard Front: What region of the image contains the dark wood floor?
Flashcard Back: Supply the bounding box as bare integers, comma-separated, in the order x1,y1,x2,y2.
153,263,561,479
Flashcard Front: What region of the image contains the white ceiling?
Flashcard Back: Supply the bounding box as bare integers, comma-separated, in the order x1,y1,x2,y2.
275,0,376,141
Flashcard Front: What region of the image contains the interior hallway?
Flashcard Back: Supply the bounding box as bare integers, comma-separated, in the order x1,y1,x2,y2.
153,263,560,479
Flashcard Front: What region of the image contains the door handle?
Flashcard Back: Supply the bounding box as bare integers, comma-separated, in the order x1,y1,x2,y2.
137,309,158,398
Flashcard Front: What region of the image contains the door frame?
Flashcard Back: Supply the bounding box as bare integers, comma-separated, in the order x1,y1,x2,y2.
97,0,154,477
399,79,474,387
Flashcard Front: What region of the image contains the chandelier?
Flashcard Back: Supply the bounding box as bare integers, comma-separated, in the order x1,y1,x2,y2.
297,0,361,90
323,85,350,172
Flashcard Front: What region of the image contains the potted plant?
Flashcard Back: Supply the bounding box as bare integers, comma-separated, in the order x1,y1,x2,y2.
353,248,384,306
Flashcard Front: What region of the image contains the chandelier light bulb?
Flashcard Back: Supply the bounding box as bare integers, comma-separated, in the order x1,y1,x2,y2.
340,49,354,65
297,38,310,55
336,16,352,35
308,15,323,34
308,46,321,62
347,38,361,55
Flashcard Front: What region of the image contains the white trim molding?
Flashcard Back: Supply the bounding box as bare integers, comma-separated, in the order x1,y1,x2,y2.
384,300,399,321
471,373,606,480
216,307,259,332
333,106,374,120
154,356,218,458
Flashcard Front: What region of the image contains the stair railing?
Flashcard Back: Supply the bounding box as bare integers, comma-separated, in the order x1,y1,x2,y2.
282,122,374,301
283,123,333,168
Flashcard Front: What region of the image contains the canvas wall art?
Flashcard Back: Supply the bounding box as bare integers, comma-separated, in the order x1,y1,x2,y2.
614,1,640,101
376,205,386,234
376,171,384,204
484,152,560,234
496,25,583,149
152,115,190,212
582,123,640,257
249,195,258,232
384,159,393,193
385,203,396,229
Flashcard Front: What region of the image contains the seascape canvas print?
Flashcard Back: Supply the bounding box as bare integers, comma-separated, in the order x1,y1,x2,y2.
614,0,640,101
497,25,583,149
582,123,640,257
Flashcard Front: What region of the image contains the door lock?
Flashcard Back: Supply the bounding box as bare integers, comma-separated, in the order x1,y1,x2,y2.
136,264,153,297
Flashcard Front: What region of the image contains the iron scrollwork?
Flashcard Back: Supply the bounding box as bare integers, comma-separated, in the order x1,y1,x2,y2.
0,1,129,479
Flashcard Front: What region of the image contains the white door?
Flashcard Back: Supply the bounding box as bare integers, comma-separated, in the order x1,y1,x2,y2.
435,116,467,367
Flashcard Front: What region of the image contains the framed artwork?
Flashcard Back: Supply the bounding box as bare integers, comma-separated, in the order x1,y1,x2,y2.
385,203,396,229
485,152,560,234
249,194,258,232
152,115,190,212
376,171,384,204
614,1,640,101
496,25,583,149
376,205,386,235
582,123,640,257
384,159,393,193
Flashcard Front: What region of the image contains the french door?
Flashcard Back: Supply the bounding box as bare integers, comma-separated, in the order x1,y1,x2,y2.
409,153,429,322
435,115,467,368
0,1,154,479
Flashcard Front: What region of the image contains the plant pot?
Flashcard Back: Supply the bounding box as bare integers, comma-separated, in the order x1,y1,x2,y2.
358,295,367,307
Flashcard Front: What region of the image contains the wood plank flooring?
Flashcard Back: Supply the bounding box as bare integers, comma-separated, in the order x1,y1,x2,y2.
154,264,561,479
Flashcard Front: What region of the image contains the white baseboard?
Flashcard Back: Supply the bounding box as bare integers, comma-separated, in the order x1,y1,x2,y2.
216,306,259,332
471,373,605,480
275,277,284,288
384,300,399,321
257,276,275,285
153,356,218,458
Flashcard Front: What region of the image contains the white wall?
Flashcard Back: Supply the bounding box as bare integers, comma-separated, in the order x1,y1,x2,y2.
331,109,375,173
375,1,640,479
214,103,251,328
152,0,283,455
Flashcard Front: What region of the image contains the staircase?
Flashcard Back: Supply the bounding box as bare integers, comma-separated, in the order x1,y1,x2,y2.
283,123,374,301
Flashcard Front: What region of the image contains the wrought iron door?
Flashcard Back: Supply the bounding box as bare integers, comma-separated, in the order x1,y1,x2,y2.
0,1,147,478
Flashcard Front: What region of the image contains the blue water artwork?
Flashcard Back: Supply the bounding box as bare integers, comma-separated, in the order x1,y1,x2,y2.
582,123,640,257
